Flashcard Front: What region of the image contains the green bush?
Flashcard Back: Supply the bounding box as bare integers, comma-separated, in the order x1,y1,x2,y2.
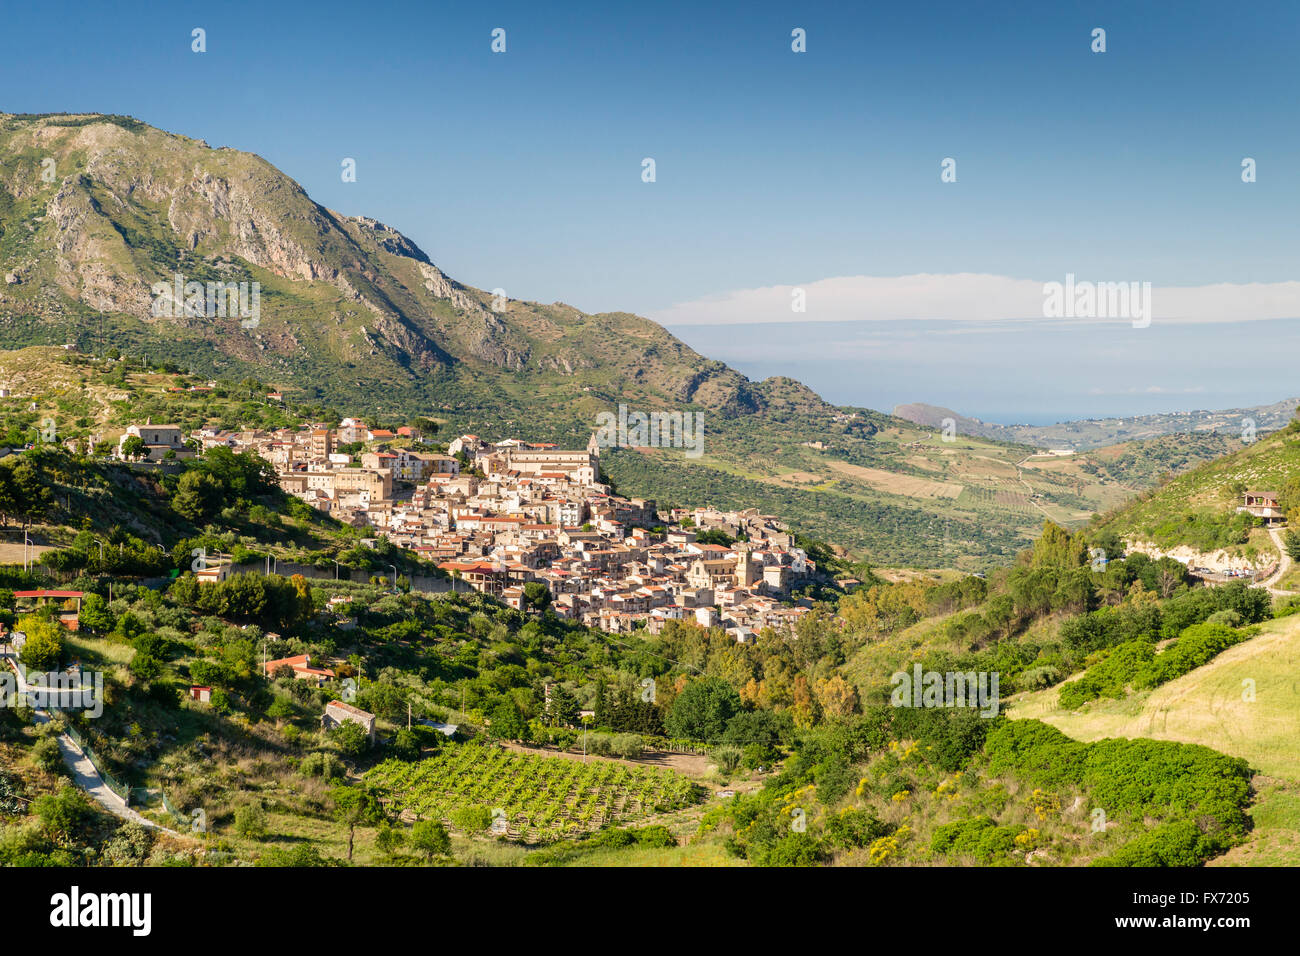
930,816,1025,864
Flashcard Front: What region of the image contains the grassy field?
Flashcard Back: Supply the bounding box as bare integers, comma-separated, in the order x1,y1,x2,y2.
1006,614,1300,780
1006,613,1300,865
555,842,744,867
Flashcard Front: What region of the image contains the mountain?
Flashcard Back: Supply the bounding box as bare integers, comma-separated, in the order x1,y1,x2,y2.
893,399,1300,450
0,112,1205,567
0,111,781,421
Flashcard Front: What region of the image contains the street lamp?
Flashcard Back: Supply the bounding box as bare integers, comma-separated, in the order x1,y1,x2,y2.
389,564,398,590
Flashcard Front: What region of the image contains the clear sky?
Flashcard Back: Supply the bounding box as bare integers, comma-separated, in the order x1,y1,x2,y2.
3,0,1298,421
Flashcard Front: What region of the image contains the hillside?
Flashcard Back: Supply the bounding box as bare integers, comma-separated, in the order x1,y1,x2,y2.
0,343,1219,569
1007,613,1300,865
1096,417,1300,556
0,112,1245,568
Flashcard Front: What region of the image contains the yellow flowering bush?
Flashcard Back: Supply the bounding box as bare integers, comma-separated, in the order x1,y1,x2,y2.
868,835,898,865
1027,788,1060,822
1014,827,1041,849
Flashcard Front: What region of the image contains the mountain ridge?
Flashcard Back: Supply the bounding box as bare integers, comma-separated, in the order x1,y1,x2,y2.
0,110,819,426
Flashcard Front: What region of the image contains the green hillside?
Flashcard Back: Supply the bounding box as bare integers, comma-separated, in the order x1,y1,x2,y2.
0,113,1241,568
1095,414,1300,553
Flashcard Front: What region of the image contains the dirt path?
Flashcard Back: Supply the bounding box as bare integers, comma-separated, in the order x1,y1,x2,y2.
1013,456,1057,522
32,710,180,835
1260,527,1296,595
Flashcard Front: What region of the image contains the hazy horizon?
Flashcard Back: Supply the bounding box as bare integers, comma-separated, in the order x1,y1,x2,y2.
668,316,1300,425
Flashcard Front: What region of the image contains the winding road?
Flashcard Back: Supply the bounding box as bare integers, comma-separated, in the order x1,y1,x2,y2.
3,648,180,835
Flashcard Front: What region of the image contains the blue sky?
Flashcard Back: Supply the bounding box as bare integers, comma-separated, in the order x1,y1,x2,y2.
3,0,1298,421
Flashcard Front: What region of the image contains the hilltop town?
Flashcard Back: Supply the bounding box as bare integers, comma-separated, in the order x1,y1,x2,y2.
113,415,820,641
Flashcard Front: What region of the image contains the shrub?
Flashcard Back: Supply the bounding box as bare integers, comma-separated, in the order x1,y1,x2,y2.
32,736,65,776
300,752,345,781
233,803,268,839
449,805,493,834
711,745,743,774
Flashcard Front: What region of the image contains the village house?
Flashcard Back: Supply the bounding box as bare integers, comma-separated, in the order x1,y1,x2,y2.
322,700,376,740
263,654,336,686
1238,490,1285,524
117,422,193,461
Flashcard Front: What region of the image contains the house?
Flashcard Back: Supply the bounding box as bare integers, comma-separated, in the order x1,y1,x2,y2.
189,685,212,703
337,418,368,444
1238,490,1285,524
194,560,234,585
14,590,84,630
308,429,335,460
262,653,336,685
448,434,487,457
117,422,192,461
322,700,376,739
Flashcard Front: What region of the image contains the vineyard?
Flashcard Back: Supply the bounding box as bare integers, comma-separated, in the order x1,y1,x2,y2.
365,744,704,842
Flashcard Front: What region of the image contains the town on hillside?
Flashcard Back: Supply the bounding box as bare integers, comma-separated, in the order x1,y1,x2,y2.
114,417,820,642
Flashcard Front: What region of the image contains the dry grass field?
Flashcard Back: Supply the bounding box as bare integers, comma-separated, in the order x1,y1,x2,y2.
1006,614,1300,865
826,460,964,499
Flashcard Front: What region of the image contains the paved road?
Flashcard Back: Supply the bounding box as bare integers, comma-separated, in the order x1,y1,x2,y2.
3,649,179,835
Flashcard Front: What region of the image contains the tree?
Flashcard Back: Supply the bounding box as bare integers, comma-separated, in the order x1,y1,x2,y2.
522,581,551,612
77,593,115,634
411,819,451,862
267,697,295,727
329,719,369,757
6,459,51,527
1285,530,1300,562
549,686,579,727
17,615,63,671
128,651,163,683
665,678,743,744
814,675,860,719
329,785,385,862
391,727,421,761
0,467,17,528
120,435,146,460
172,470,222,523
488,698,527,741
375,823,405,859
32,785,92,843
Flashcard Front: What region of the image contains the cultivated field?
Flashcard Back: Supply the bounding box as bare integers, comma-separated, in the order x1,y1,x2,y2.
826,461,964,499
366,744,703,841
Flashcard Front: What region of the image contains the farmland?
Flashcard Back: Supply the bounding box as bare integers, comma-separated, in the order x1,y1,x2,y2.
366,744,704,842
